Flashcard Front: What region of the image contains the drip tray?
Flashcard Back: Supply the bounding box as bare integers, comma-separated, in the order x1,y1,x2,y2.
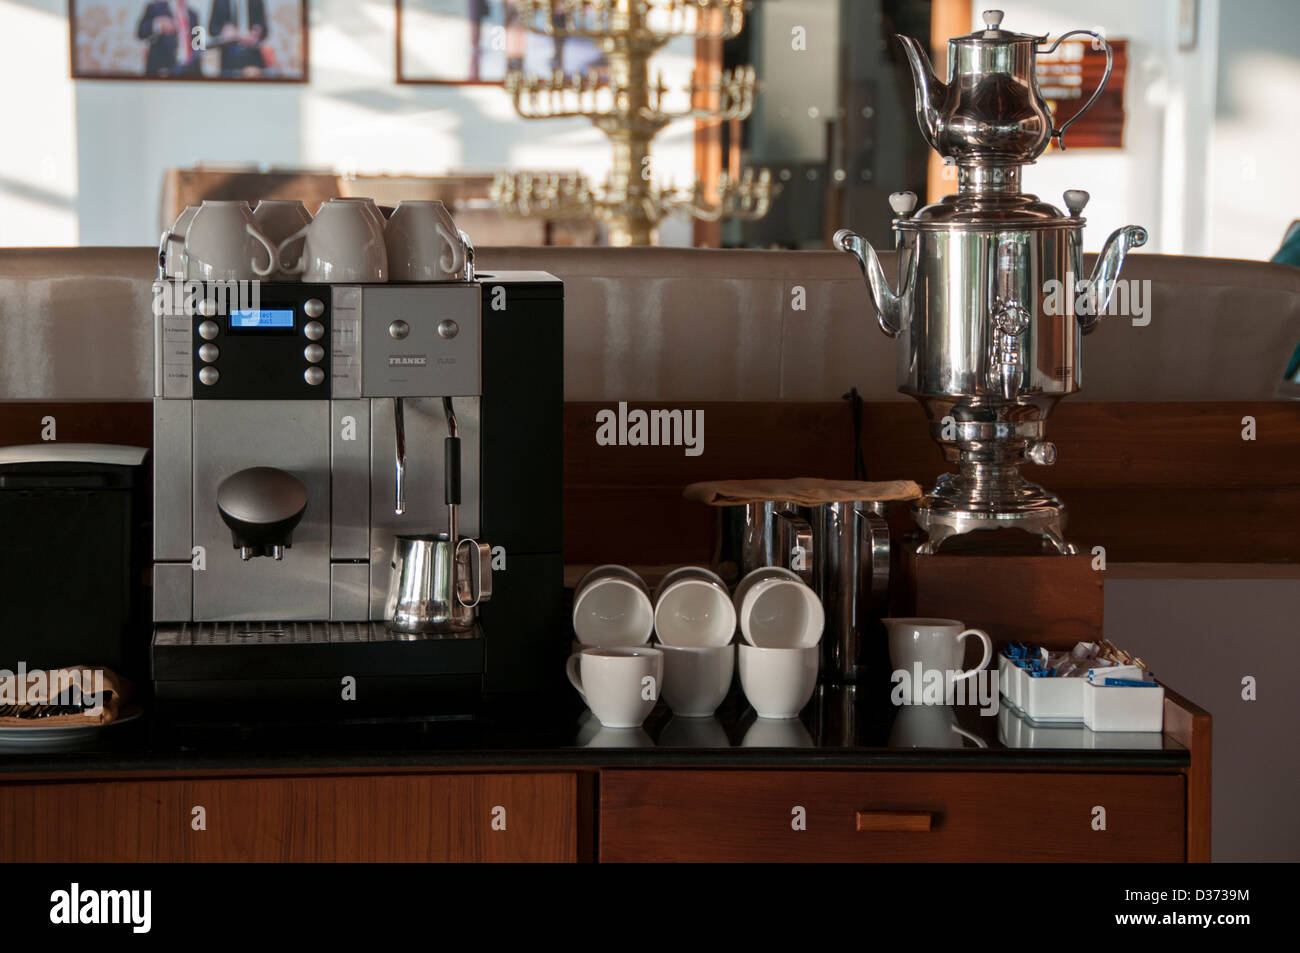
152,622,484,714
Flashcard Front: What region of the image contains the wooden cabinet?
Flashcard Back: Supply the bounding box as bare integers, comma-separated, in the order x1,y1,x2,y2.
0,772,577,862
598,770,1186,862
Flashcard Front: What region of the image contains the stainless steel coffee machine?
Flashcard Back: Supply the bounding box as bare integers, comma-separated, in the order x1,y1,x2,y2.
151,273,565,715
837,10,1147,554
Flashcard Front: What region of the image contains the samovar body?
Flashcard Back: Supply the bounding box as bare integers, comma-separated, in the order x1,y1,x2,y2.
837,10,1148,554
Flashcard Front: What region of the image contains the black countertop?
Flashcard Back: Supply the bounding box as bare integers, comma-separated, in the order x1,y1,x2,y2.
0,683,1187,776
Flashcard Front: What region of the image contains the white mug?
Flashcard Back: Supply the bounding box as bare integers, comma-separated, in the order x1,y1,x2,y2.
884,617,993,704
384,200,467,282
566,646,663,728
653,566,736,648
160,205,199,278
737,643,818,719
660,643,734,717
252,200,313,279
279,198,388,283
178,201,277,280
733,566,824,649
572,565,655,647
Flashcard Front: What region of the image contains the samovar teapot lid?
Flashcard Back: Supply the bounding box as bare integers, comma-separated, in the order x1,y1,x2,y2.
950,9,1047,45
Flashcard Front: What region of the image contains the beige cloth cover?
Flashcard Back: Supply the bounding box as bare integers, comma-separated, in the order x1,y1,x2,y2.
0,667,131,727
683,478,923,506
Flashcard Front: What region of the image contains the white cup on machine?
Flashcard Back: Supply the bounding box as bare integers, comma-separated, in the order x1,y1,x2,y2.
252,199,313,280
566,645,663,728
277,197,388,283
572,565,655,647
883,617,993,704
384,200,468,282
174,200,277,281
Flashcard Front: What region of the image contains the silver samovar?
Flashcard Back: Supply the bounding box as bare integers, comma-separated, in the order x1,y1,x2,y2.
836,10,1147,555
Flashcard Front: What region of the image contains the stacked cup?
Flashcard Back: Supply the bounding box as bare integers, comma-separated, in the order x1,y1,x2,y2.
568,566,662,729
568,562,825,727
651,568,737,719
734,567,824,718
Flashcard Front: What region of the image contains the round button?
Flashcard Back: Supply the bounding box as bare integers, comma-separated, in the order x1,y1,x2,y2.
197,299,217,317
198,367,220,386
304,321,325,341
198,343,220,363
304,367,325,386
304,344,325,363
304,298,325,318
388,320,410,340
198,320,219,340
437,319,459,340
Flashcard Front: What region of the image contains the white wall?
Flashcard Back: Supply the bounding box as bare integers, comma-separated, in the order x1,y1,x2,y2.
980,0,1300,260
0,0,697,247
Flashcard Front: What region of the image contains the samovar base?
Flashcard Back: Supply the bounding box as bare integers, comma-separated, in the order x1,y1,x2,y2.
913,477,1078,555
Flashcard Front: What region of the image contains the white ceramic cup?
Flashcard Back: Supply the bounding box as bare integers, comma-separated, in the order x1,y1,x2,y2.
660,643,734,717
252,200,313,278
883,617,993,704
653,566,736,648
572,565,655,647
384,200,467,282
733,566,824,649
566,645,663,728
160,205,199,278
737,643,819,719
279,198,388,283
178,201,277,280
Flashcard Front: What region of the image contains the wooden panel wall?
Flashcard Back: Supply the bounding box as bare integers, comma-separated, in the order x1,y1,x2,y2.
3,398,1296,566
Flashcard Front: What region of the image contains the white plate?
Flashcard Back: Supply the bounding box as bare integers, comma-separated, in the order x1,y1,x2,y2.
0,708,142,751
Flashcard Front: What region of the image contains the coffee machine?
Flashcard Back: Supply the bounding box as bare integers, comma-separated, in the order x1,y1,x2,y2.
837,10,1147,554
151,270,564,717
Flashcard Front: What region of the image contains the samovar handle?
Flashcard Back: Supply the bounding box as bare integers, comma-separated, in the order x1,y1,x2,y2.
1038,30,1114,151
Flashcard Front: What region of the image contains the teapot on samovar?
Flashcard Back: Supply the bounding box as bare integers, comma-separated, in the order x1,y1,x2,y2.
836,10,1148,555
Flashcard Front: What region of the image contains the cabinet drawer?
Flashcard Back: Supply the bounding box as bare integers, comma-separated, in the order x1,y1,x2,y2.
599,770,1184,862
0,772,577,862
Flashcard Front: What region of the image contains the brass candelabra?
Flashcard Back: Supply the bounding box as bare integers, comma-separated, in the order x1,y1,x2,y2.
493,0,772,246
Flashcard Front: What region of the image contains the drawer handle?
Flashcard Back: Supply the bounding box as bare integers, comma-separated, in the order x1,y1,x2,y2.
855,811,933,833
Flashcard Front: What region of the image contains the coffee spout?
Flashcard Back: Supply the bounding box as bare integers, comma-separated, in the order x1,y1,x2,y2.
897,34,946,151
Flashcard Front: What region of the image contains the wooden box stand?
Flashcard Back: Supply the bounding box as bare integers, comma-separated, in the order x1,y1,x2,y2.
898,551,1104,650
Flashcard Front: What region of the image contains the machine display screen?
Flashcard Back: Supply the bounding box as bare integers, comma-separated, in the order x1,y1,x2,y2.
230,309,295,330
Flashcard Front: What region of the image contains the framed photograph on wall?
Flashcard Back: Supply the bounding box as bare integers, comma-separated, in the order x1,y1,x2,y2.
396,0,606,85
69,0,309,81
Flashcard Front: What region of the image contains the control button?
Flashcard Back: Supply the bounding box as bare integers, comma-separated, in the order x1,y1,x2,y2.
304,367,326,386
198,320,220,340
304,321,325,341
198,366,220,386
198,343,220,363
304,298,325,318
437,319,460,340
304,343,325,363
197,299,217,317
388,319,410,340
